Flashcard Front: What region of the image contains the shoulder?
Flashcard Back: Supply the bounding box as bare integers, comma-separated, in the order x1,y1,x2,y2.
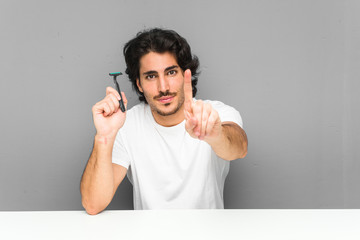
202,99,235,113
203,99,230,109
120,102,148,129
125,102,147,118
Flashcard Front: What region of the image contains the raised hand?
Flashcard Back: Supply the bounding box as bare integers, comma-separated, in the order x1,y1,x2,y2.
183,69,222,142
92,87,128,137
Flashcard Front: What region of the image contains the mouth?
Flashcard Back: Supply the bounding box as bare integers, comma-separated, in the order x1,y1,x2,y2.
157,96,174,104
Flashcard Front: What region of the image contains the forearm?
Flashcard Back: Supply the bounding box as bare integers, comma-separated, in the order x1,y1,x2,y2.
80,134,116,214
206,122,248,161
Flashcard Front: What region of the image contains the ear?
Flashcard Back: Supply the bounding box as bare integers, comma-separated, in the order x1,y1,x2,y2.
136,78,143,93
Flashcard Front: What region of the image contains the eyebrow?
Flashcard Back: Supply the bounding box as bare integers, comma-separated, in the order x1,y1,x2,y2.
165,65,179,72
142,65,179,76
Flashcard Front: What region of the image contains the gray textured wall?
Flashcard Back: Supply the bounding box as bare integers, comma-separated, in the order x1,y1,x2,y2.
0,0,359,210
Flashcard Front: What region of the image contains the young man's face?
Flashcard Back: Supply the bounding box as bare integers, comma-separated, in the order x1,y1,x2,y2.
137,51,186,118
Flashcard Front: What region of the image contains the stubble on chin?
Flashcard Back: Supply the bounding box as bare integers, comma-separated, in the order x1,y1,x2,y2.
147,94,185,117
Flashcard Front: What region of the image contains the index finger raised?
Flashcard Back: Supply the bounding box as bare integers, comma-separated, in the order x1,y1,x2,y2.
184,69,193,113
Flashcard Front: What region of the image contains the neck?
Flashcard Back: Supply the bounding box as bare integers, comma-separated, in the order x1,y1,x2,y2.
151,104,185,127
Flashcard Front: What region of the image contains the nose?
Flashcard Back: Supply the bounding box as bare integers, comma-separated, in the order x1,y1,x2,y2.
158,74,169,93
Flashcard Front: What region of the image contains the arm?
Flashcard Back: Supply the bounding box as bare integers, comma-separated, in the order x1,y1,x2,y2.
80,87,128,215
80,134,127,215
183,69,248,161
206,121,248,160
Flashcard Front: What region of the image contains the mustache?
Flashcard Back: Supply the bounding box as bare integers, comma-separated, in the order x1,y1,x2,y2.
153,90,177,100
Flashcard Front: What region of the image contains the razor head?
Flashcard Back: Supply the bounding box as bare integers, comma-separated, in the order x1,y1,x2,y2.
109,72,123,77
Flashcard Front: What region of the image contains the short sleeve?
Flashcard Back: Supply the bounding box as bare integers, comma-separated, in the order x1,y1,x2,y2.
112,130,131,169
207,100,243,129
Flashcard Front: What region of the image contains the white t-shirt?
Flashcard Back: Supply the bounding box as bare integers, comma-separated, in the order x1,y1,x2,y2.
112,99,243,210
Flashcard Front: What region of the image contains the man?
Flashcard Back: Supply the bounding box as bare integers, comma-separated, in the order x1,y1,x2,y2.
80,28,248,214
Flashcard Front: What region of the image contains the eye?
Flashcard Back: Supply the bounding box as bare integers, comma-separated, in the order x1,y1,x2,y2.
167,70,177,76
145,74,156,80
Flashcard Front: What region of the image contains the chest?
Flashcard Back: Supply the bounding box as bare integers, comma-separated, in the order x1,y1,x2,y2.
126,125,213,179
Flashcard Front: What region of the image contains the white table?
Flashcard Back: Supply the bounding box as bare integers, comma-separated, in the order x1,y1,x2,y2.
1,209,359,240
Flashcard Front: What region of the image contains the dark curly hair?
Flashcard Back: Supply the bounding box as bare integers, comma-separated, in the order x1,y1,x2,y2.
123,28,200,103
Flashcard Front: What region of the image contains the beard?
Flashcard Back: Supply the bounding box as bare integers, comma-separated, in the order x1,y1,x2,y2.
145,89,185,117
